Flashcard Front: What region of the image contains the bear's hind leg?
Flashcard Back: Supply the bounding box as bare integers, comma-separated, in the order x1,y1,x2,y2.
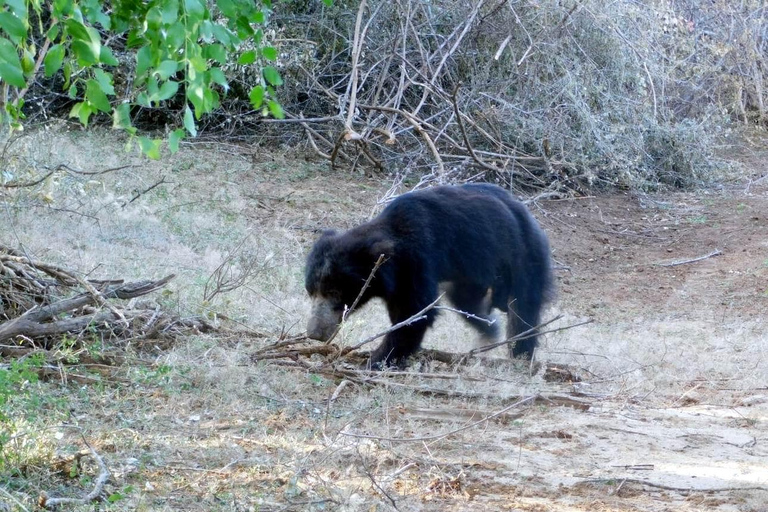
506,293,544,360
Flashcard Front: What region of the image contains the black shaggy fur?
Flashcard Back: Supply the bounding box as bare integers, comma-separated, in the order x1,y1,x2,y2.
305,184,555,367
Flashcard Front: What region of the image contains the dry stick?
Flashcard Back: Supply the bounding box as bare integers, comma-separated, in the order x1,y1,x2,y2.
357,447,400,511
359,104,444,173
434,305,496,326
0,486,30,512
341,395,536,444
41,436,110,509
1,164,135,189
450,83,500,173
325,254,389,345
344,293,445,352
72,274,129,328
508,4,534,66
467,314,563,356
414,0,487,117
123,176,167,207
583,478,768,494
658,249,722,268
343,0,368,131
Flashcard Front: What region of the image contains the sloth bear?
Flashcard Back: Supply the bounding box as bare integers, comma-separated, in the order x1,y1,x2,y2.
305,184,554,368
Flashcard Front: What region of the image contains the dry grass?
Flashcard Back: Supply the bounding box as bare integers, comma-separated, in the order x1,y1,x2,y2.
1,128,767,511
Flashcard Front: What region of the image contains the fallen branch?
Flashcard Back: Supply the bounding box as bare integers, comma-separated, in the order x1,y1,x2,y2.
40,437,110,509
657,249,723,267
581,477,768,494
468,316,593,357
344,293,444,352
0,275,175,343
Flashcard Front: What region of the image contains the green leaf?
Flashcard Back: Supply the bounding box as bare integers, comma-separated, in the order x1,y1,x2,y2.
46,24,60,41
156,80,179,101
68,23,102,66
107,493,123,504
136,91,150,107
211,24,235,47
262,46,277,61
169,128,185,153
209,67,227,89
184,0,205,18
238,50,256,65
86,78,111,112
262,66,282,86
0,37,25,88
69,101,93,126
70,40,98,66
4,0,26,17
248,85,264,109
138,136,162,160
135,46,152,78
100,46,119,66
20,48,34,73
234,16,254,37
267,100,284,119
93,69,115,95
166,24,186,52
187,81,205,115
146,6,164,30
204,44,226,64
161,0,180,24
189,55,207,73
199,20,214,43
216,0,237,18
112,103,132,130
0,12,28,44
322,0,333,5
183,105,197,136
44,44,66,77
64,18,90,42
154,60,178,80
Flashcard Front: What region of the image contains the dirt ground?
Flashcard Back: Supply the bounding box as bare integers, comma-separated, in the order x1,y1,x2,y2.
1,130,767,511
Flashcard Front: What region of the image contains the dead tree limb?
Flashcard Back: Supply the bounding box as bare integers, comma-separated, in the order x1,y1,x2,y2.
0,275,175,343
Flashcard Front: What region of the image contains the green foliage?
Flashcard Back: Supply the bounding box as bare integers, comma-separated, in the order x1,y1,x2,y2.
0,354,44,422
0,0,318,157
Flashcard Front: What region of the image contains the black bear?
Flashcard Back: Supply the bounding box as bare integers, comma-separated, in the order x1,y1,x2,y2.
305,184,554,367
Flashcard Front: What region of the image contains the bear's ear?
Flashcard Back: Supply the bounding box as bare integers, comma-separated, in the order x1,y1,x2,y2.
369,238,395,259
317,228,338,239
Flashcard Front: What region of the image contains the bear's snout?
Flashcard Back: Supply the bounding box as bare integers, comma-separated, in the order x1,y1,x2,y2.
307,295,343,341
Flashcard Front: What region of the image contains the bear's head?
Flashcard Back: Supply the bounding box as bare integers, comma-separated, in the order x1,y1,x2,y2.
305,229,393,341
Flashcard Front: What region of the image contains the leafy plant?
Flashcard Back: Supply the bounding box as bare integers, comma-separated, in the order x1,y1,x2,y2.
0,353,44,422
0,0,332,156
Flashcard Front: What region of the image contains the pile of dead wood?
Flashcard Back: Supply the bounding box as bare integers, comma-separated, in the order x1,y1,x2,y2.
0,244,210,352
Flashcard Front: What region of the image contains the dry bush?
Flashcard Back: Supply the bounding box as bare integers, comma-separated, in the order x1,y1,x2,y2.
257,0,762,190
10,1,764,192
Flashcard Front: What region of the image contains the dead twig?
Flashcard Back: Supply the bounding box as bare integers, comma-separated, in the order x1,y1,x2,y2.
40,436,110,509
468,316,593,356
343,293,444,353
582,478,768,494
657,249,722,268
122,176,168,207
